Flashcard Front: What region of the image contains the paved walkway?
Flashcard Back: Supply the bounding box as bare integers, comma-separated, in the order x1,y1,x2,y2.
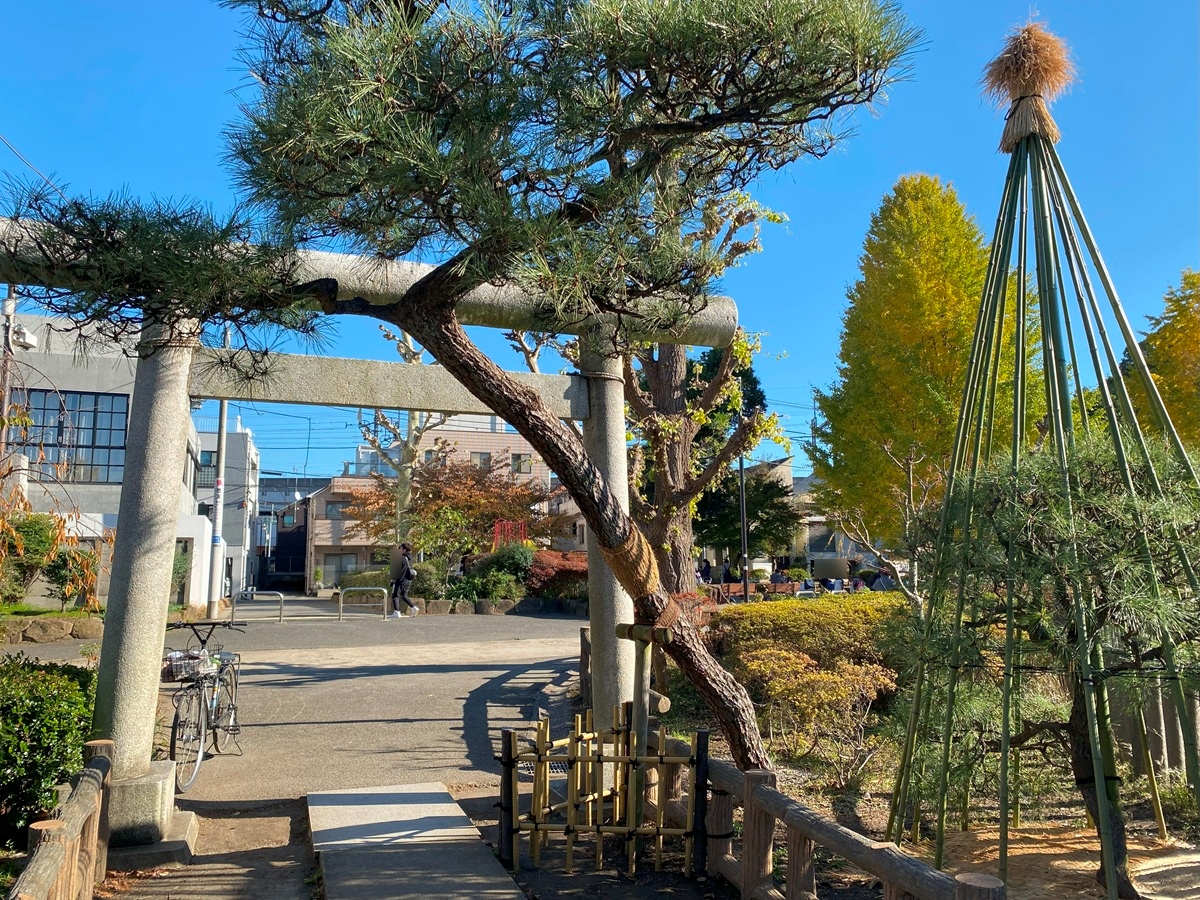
48,612,584,899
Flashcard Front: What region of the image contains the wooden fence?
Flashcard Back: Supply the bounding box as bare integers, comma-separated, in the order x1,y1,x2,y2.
645,732,1004,900
7,740,113,900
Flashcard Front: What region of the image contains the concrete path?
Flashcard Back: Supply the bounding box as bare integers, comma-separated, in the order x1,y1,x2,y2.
64,612,585,898
309,782,525,899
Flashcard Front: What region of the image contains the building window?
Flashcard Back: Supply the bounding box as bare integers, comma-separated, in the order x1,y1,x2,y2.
9,389,129,483
470,452,491,469
578,523,586,546
423,449,437,463
512,453,532,475
324,501,351,520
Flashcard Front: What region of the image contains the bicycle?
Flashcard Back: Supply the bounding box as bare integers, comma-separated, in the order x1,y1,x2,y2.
161,620,245,792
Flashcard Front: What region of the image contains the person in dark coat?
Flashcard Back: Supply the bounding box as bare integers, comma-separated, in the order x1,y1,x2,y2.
388,543,419,619
699,559,712,584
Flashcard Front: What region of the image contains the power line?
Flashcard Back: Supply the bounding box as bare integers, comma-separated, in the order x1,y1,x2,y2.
0,132,68,199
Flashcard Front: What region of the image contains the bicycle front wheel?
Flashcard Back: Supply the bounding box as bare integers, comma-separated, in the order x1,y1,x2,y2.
212,666,238,753
171,687,207,792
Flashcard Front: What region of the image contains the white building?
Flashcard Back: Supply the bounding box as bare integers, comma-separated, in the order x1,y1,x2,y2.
6,313,216,608
194,417,262,595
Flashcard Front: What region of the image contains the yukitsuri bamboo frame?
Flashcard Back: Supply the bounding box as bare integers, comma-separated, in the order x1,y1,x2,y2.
8,740,113,900
498,704,709,876
885,28,1200,900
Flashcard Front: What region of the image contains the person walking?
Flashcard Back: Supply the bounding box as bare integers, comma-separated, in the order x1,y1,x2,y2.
388,542,419,619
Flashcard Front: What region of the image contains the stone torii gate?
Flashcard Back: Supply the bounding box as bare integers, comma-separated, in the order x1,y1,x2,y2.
0,226,737,847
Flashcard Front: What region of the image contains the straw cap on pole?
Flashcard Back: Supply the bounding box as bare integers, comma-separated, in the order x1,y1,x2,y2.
983,22,1075,153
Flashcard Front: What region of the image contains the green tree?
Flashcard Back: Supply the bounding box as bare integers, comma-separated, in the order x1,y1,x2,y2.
627,328,782,593
808,174,1010,551
924,432,1200,898
228,0,917,768
694,467,802,560
1129,270,1200,447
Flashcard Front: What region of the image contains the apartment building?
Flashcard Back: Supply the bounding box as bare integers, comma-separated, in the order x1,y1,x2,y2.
304,475,380,590
6,313,214,607
354,413,552,488
195,418,262,595
8,314,266,609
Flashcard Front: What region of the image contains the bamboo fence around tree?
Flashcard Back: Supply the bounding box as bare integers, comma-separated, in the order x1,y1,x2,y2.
885,22,1200,900
499,703,709,876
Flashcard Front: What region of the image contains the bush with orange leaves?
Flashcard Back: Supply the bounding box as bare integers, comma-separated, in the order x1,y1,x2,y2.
712,594,903,788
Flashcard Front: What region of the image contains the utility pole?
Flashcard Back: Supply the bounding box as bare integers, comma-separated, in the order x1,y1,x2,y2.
0,285,16,456
739,453,750,599
205,326,231,619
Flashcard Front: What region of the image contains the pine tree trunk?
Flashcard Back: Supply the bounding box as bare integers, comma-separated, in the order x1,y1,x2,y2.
1068,673,1141,899
382,300,770,770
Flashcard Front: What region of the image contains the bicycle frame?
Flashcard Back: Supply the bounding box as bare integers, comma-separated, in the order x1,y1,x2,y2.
165,620,244,792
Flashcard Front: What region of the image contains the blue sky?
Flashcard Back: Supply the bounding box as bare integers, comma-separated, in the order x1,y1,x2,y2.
3,1,1197,476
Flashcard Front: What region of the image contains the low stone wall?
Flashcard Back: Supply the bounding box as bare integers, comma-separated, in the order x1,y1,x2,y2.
2,615,105,644
407,597,589,617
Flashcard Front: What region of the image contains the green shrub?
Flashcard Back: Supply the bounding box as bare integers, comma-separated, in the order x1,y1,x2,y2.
447,569,525,602
341,568,390,589
470,545,534,582
710,592,905,669
44,547,100,611
711,594,905,783
411,561,445,600
750,568,771,581
0,656,96,846
1,514,60,602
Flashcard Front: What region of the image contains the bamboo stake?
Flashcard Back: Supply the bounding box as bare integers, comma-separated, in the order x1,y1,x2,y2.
1135,701,1169,840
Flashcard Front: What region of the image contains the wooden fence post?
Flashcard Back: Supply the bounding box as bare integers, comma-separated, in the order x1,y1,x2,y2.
692,730,708,878
579,627,592,707
954,873,1006,899
499,729,516,872
26,819,69,900
741,769,776,899
83,740,114,893
785,825,816,900
705,784,732,877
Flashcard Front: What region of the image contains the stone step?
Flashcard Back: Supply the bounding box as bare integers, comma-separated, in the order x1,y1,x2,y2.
308,782,523,900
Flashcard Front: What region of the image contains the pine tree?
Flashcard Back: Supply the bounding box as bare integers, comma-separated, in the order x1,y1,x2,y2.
227,0,917,769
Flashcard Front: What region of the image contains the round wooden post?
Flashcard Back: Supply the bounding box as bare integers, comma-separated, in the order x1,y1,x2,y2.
741,769,776,899
499,729,515,872
954,873,1006,899
26,819,69,900
84,740,114,886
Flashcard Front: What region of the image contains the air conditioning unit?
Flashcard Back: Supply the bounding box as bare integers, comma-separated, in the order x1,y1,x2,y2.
11,323,37,351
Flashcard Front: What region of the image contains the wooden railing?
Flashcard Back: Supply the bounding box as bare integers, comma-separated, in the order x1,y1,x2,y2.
7,740,113,900
646,732,1004,900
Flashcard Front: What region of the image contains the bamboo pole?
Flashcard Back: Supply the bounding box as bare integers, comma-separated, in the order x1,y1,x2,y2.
566,714,580,873
1028,137,1118,900
1135,702,1169,840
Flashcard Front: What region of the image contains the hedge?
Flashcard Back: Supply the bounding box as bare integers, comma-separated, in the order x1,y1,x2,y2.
709,592,906,668
0,656,96,847
340,568,390,589
526,550,588,598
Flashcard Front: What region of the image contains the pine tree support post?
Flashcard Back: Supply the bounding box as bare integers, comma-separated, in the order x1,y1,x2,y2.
616,623,670,874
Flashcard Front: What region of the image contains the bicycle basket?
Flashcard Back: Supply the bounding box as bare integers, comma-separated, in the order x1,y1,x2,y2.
161,650,218,683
